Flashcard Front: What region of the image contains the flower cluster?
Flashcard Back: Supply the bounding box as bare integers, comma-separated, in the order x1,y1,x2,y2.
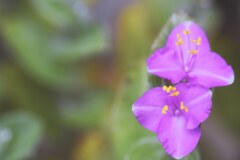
132,21,234,159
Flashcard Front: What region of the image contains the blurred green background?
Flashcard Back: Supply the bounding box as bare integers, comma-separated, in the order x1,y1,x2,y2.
0,0,239,160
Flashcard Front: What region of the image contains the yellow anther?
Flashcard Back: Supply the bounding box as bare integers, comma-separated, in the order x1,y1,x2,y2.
163,86,176,93
183,30,191,35
163,85,170,92
189,50,198,55
175,40,184,46
162,105,168,114
163,86,179,96
175,34,184,46
191,37,201,45
170,86,176,91
197,37,201,45
170,91,179,96
180,102,189,112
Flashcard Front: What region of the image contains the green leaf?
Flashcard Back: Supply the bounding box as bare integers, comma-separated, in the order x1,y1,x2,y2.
1,17,74,88
1,15,106,88
110,60,151,160
124,137,166,160
0,111,43,160
54,27,107,62
29,0,76,27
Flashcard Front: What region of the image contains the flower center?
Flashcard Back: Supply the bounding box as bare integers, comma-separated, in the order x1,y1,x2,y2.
161,86,189,115
161,101,189,115
174,109,181,116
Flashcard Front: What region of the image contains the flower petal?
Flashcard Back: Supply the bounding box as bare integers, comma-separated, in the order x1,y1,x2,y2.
132,87,168,132
176,83,212,129
166,21,210,75
166,21,210,57
157,116,201,159
188,52,234,88
147,47,186,83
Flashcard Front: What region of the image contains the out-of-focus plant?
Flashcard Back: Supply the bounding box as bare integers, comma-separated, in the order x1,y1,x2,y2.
0,0,237,160
0,0,109,159
0,111,43,160
0,0,106,89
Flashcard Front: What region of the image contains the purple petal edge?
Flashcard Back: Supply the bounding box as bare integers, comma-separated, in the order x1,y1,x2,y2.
157,116,201,159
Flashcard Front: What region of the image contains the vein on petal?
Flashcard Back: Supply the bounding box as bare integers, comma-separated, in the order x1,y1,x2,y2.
192,69,234,83
132,105,161,112
185,91,212,107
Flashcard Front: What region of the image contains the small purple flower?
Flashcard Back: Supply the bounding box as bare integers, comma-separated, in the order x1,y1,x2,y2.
132,84,212,159
147,21,234,88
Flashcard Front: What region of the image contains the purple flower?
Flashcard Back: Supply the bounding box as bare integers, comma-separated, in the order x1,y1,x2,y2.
147,21,234,88
132,83,212,159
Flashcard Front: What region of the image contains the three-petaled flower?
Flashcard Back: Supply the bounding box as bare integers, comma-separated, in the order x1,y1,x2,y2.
132,21,234,159
147,21,234,88
132,84,212,159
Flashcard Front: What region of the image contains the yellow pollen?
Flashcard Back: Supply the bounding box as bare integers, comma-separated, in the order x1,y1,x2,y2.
189,49,198,55
170,91,179,96
163,86,176,93
176,40,184,46
162,105,168,114
180,102,189,112
163,85,170,92
197,37,201,45
183,30,191,35
175,34,184,46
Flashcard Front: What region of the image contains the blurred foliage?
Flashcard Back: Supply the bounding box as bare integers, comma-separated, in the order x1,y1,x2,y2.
0,0,106,89
0,111,43,160
0,0,239,160
72,132,109,160
60,90,110,128
124,137,200,160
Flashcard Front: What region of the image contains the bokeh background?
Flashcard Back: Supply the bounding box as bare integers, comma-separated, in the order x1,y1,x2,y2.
0,0,239,160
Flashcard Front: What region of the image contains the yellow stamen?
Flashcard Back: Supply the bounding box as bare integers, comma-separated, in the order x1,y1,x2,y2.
175,34,184,46
183,30,191,35
163,85,170,93
191,37,201,45
162,105,168,114
180,102,189,112
163,85,170,92
170,91,179,96
170,86,176,91
176,40,184,46
189,49,198,55
163,86,176,93
197,37,201,45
